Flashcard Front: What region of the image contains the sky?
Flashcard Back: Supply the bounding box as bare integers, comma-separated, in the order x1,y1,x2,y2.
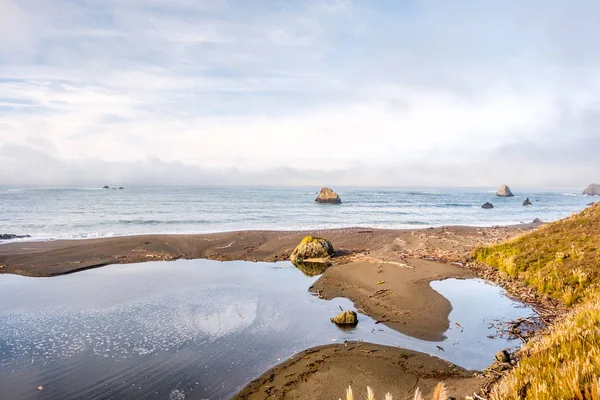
0,0,599,187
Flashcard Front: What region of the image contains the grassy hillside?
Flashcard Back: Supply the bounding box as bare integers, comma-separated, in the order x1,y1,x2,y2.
475,203,600,399
474,203,600,306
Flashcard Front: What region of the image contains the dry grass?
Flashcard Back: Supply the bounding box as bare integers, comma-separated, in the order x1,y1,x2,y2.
340,383,448,400
475,203,600,399
474,203,600,306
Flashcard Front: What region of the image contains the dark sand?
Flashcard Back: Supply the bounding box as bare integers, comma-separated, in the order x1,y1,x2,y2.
0,224,537,398
234,342,482,400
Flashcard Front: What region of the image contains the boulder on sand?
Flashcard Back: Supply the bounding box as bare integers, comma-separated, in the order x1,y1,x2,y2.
583,184,600,196
330,310,358,326
496,185,514,197
315,187,341,204
482,202,494,209
289,236,334,264
523,198,532,206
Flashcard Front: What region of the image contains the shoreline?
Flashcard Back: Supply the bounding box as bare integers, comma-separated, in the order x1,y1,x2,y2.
0,224,542,398
0,224,539,277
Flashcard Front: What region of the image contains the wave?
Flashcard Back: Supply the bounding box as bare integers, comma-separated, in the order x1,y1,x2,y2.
117,219,211,225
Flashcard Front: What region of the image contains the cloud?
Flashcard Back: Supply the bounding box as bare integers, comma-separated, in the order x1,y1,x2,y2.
0,0,599,186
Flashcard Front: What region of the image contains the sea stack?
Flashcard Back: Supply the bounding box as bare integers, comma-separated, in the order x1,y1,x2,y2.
523,198,532,206
583,183,600,196
315,187,341,204
496,185,514,197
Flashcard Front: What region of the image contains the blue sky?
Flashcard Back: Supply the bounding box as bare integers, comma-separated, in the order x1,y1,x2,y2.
1,0,599,186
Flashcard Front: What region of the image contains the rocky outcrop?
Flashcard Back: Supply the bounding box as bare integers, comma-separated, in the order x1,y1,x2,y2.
583,184,600,196
315,187,341,204
290,236,334,264
496,185,514,197
482,202,494,209
523,198,532,206
102,186,110,189
118,187,124,190
330,310,358,326
1,234,31,240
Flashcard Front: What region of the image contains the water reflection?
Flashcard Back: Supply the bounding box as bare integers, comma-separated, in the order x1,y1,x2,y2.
292,260,332,276
0,260,534,400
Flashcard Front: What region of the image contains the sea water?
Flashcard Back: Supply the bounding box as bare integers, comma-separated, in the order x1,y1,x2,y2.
0,186,592,241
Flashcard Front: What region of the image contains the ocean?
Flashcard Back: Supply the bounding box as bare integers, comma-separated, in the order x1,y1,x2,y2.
0,186,593,241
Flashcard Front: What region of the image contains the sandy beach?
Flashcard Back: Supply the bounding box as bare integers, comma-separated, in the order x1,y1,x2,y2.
0,224,539,397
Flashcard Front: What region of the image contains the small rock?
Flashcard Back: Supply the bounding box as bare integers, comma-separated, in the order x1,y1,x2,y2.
496,185,515,197
330,310,358,326
102,185,110,189
118,187,124,190
495,349,511,364
37,386,44,391
588,202,596,206
315,187,342,204
523,197,532,206
532,218,543,224
482,202,494,209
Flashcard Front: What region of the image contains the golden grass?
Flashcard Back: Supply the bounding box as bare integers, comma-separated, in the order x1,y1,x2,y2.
476,203,600,399
340,383,448,400
474,203,600,306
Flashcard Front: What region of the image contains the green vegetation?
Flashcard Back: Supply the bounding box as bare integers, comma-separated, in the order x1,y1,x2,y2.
475,203,600,399
474,203,600,306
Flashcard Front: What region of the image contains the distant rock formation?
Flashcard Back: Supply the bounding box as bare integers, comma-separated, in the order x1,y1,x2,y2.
496,185,514,197
1,234,31,240
102,185,110,189
588,202,596,206
330,310,358,326
523,198,532,206
532,218,543,224
482,202,494,209
289,236,334,264
118,187,124,190
315,187,341,204
583,183,600,196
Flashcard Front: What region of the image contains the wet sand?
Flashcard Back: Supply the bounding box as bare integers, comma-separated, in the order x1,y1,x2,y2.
234,342,483,400
0,224,537,397
0,225,532,277
311,258,474,341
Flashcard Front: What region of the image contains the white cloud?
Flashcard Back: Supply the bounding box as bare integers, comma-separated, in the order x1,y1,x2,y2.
0,0,599,186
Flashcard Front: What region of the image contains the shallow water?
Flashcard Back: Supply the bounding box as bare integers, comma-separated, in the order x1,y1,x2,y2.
0,186,592,241
0,260,534,399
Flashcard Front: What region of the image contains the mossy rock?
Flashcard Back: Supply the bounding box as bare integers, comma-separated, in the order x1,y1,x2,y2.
331,310,358,326
289,236,334,264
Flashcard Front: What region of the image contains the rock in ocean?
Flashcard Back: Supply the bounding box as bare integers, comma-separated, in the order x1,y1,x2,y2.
315,187,341,204
583,183,600,196
482,202,494,209
496,185,514,197
523,198,532,206
1,234,31,240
